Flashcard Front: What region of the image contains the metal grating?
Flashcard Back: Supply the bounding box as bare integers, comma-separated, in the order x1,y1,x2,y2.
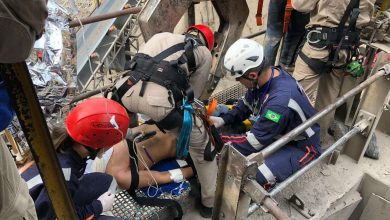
209,83,247,104
112,185,190,219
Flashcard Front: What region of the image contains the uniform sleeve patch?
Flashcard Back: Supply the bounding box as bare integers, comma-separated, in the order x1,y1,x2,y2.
265,109,281,123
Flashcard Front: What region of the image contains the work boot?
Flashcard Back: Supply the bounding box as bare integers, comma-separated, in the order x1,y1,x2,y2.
189,177,201,199
364,133,379,160
199,203,213,218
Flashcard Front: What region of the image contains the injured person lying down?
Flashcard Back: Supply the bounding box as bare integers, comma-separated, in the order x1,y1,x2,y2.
87,123,194,192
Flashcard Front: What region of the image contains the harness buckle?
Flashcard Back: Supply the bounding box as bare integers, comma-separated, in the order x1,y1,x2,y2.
185,37,199,48
306,29,322,44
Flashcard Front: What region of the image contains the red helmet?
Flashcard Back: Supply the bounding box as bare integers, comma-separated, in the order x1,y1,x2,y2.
66,97,130,149
187,24,214,51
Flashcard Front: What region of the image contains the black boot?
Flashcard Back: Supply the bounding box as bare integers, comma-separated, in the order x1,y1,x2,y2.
199,203,213,218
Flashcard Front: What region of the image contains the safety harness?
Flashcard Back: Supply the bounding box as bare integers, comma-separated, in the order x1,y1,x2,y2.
299,0,361,74
108,34,203,131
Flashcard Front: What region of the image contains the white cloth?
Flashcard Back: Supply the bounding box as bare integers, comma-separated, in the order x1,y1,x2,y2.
209,116,225,128
97,191,115,212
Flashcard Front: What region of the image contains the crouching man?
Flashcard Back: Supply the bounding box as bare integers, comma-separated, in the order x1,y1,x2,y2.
211,39,321,189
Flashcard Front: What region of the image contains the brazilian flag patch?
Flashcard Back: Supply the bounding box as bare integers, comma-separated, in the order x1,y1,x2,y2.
265,110,281,123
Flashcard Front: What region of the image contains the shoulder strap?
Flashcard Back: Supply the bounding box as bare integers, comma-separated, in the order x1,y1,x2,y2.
153,42,186,62
337,0,360,34
330,0,360,64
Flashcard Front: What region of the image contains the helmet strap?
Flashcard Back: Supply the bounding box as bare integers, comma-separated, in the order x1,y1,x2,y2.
86,147,100,160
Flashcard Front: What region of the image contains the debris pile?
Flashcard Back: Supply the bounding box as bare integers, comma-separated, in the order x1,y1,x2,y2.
7,0,76,155
361,8,390,44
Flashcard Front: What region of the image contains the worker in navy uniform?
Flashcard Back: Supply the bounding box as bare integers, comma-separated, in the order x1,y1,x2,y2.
210,39,321,189
22,98,130,219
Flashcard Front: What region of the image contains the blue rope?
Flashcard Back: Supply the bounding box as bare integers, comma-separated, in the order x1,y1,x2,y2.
176,97,194,159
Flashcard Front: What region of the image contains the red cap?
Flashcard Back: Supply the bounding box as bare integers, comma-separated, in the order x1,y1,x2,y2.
187,24,214,51
66,98,129,149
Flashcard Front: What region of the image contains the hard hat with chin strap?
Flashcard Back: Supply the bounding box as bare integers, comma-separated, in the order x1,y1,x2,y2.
66,97,130,149
187,24,215,51
223,38,264,79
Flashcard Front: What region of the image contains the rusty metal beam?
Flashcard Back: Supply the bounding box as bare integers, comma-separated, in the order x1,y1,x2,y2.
0,62,77,219
69,7,142,28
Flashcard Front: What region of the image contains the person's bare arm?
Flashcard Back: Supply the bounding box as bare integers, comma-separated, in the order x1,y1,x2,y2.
138,167,194,188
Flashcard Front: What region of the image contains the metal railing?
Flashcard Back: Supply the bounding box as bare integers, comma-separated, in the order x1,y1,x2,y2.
213,64,390,220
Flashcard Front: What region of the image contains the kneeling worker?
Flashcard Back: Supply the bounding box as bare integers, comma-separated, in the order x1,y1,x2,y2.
108,25,217,217
211,39,322,189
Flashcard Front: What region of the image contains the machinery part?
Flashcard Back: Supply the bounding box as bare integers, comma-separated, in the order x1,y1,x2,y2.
287,194,313,219
243,179,290,219
262,197,290,220
247,65,389,163
0,63,77,219
138,0,193,41
243,30,266,39
343,62,390,161
212,144,260,220
346,60,364,77
78,0,145,92
69,7,142,28
356,110,376,137
77,0,127,75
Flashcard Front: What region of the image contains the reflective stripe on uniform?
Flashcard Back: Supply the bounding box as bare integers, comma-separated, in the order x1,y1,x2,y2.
246,131,264,150
288,99,315,138
258,163,276,184
27,168,72,190
242,96,254,112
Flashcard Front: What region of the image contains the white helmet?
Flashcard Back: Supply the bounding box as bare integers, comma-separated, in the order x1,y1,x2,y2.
223,38,264,79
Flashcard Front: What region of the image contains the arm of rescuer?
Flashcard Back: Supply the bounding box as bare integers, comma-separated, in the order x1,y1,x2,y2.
66,173,113,219
220,104,291,155
210,91,255,128
34,172,108,219
291,0,320,13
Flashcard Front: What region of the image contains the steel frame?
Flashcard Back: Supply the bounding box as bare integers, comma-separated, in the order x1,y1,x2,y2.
79,0,147,92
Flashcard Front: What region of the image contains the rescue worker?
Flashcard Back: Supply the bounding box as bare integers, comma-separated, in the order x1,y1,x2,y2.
263,0,309,69
0,0,47,219
292,0,375,141
210,39,321,188
22,98,129,219
108,25,217,217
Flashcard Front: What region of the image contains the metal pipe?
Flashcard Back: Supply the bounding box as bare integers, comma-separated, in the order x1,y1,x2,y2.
0,63,77,219
248,203,260,216
243,30,266,39
262,197,290,220
247,67,387,163
81,0,143,92
270,125,364,196
70,84,112,104
69,7,142,28
247,124,365,217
